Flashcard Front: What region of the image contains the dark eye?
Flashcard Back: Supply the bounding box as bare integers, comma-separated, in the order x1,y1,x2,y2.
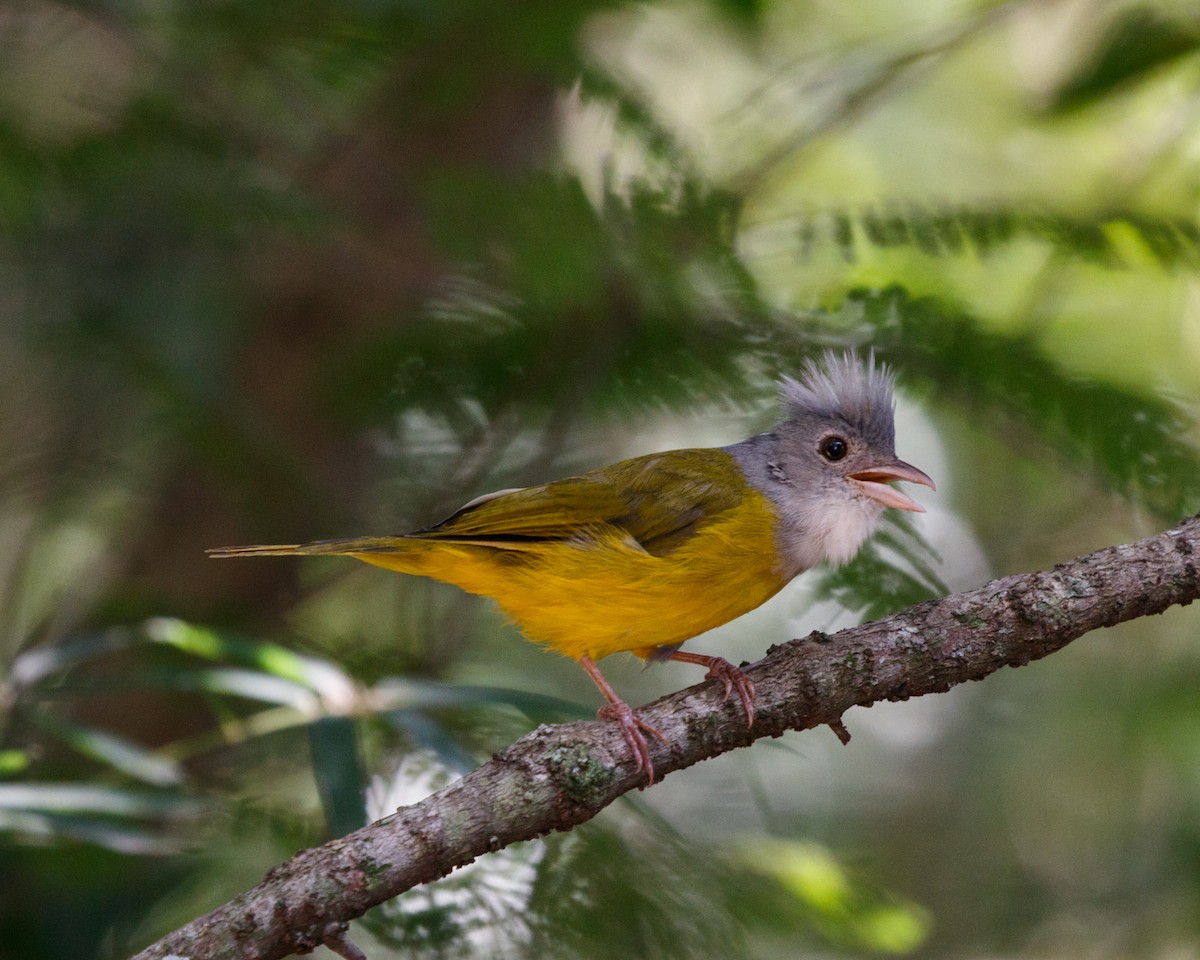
820,436,848,462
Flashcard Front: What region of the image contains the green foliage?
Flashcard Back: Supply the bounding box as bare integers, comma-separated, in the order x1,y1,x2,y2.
737,839,931,953
324,178,772,429
863,287,1200,519
789,205,1200,270
1047,8,1200,112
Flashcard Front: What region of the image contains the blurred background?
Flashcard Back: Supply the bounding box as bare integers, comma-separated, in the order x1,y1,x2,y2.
2,0,1200,957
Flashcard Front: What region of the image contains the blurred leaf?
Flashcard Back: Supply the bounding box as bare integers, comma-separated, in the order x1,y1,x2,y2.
848,286,1200,519
576,66,692,167
309,716,366,837
385,712,480,774
144,617,358,708
0,783,203,818
526,827,747,958
138,704,318,765
737,838,930,953
10,620,357,710
1047,8,1200,113
324,176,784,432
778,204,1200,270
0,807,191,855
0,783,205,855
0,750,31,777
5,629,139,694
46,663,324,714
370,677,586,720
711,0,763,26
33,713,186,788
6,627,338,754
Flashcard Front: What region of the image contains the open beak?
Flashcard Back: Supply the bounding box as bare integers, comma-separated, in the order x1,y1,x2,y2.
848,459,936,513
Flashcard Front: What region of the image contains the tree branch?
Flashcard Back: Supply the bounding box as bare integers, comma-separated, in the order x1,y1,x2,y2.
130,514,1200,960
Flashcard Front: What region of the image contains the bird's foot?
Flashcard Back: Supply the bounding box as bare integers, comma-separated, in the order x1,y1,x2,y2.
597,700,668,785
663,650,757,728
701,656,757,728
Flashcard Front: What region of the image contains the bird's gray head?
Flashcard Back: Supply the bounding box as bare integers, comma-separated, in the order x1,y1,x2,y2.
729,351,934,575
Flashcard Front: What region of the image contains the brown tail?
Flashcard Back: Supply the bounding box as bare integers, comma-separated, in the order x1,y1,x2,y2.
207,537,410,559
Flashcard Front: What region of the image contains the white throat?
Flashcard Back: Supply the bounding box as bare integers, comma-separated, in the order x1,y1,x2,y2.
774,495,885,578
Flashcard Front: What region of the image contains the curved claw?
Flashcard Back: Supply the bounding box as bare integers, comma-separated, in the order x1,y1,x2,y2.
702,657,756,728
597,701,668,784
664,650,757,728
579,654,667,785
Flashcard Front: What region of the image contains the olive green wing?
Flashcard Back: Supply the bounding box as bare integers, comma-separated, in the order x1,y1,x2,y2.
415,448,751,557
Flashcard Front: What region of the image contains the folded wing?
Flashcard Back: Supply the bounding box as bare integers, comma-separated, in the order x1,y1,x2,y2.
408,448,749,557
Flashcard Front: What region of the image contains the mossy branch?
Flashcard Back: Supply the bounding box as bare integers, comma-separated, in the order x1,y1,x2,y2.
130,514,1200,960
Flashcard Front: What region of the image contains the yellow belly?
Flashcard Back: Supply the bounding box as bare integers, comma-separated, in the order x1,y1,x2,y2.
352,493,788,662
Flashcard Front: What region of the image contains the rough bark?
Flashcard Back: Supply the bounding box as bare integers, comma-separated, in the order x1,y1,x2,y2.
130,514,1200,960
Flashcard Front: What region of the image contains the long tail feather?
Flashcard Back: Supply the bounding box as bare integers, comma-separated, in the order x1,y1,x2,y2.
207,537,410,559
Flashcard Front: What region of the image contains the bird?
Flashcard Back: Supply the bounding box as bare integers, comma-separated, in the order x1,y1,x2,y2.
208,351,933,783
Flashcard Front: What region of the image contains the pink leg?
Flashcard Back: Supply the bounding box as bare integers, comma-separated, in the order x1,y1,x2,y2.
663,651,756,728
579,655,667,785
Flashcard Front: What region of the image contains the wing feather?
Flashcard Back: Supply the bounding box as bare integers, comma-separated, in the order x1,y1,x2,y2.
414,449,750,557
